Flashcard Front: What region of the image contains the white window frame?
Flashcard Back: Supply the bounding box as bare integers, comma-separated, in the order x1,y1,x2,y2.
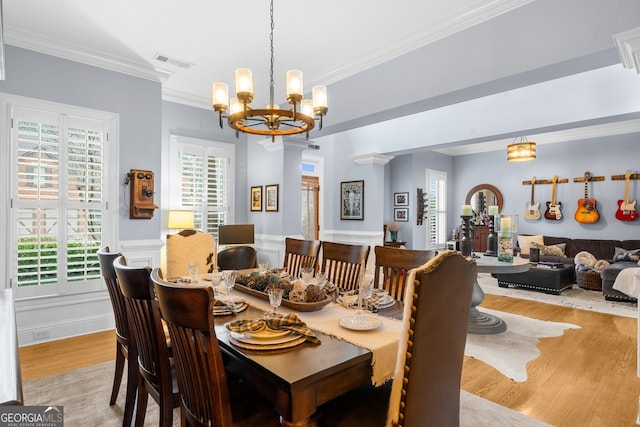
425,169,447,250
0,93,119,298
168,135,235,237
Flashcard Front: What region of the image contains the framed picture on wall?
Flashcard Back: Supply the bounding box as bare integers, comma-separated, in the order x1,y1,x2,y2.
394,192,409,206
394,207,408,222
265,184,279,212
250,186,262,211
340,180,364,220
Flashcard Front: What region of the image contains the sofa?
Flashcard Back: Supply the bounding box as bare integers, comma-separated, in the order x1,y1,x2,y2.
515,235,640,301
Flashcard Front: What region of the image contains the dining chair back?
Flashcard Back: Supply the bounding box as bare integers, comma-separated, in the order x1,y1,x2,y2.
151,269,281,427
97,246,136,427
113,256,179,427
166,229,217,279
373,245,437,301
320,241,370,291
389,250,476,426
151,271,233,427
283,238,321,277
217,246,258,270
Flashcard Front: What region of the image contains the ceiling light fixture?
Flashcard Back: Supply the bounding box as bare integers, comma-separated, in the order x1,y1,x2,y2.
211,0,328,143
507,137,536,162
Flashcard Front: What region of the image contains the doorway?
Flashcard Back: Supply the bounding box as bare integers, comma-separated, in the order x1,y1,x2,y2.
301,176,319,240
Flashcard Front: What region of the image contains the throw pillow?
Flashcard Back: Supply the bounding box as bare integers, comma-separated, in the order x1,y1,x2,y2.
613,247,640,262
517,235,544,256
532,242,566,257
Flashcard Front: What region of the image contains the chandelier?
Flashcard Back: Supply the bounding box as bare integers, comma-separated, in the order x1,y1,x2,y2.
211,0,328,142
507,137,536,162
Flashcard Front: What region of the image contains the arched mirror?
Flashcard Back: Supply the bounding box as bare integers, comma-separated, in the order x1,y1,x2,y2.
465,184,503,214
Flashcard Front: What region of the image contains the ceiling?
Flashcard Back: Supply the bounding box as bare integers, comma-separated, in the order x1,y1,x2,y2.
3,0,640,155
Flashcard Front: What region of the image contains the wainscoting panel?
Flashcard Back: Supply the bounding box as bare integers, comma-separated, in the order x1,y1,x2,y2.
16,239,164,346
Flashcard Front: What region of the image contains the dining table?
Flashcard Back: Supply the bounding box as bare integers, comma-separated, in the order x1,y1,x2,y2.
205,272,404,427
469,254,530,334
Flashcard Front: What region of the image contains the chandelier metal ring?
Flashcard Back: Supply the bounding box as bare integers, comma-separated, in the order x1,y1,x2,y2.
228,108,315,136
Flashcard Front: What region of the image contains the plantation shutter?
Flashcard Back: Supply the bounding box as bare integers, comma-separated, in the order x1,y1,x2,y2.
426,169,447,249
13,107,107,298
177,141,232,239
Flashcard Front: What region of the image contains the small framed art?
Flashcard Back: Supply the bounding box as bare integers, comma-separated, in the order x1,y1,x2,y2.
394,207,408,222
340,180,364,220
250,186,262,211
265,184,279,212
394,192,409,206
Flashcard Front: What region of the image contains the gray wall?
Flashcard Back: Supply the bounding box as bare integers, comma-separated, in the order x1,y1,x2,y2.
0,45,162,241
452,135,640,241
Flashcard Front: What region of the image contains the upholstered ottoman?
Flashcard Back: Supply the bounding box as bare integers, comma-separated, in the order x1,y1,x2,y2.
601,262,638,302
497,264,574,295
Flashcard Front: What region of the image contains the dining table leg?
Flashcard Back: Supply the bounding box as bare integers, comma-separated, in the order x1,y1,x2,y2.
468,276,507,334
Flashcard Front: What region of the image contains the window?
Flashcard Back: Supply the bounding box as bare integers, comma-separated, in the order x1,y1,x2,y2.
2,95,118,299
168,135,235,240
426,169,447,249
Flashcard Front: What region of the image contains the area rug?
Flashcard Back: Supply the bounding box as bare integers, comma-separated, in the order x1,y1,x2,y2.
22,361,550,426
477,272,638,318
464,308,579,382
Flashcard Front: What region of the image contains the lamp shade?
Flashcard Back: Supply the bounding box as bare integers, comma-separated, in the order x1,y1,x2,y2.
507,142,536,162
167,210,194,229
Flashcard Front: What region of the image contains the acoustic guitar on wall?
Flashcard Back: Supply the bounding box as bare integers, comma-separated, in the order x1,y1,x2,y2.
574,171,599,224
615,170,638,221
524,176,541,220
544,175,562,220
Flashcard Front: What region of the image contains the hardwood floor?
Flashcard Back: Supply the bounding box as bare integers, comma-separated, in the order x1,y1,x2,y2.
19,295,640,426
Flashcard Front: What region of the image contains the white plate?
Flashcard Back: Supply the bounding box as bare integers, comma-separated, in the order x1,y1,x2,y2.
377,294,394,305
245,327,292,340
339,315,383,331
230,330,300,345
378,299,396,309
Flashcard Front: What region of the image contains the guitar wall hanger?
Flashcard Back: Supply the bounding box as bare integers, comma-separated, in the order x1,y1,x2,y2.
611,173,640,180
522,178,568,185
573,175,604,182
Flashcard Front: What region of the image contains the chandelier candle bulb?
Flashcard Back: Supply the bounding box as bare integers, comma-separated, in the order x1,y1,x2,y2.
286,70,303,103
301,99,314,117
212,82,229,110
229,98,242,115
234,68,254,101
312,85,328,111
462,204,473,216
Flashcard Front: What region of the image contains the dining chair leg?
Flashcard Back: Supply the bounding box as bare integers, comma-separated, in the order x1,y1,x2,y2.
160,396,174,427
122,357,137,427
110,344,125,405
134,385,148,427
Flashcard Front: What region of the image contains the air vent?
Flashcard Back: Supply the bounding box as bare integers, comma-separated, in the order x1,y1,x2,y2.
153,53,193,70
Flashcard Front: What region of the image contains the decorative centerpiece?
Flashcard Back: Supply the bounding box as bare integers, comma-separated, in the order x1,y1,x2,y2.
386,221,401,242
235,270,332,312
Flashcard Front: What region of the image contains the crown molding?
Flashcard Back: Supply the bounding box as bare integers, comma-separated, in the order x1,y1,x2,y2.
351,153,394,165
614,27,640,74
4,28,160,82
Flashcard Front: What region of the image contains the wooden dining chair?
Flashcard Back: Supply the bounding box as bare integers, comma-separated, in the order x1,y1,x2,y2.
97,246,136,427
317,251,476,427
151,269,281,427
373,245,437,301
283,237,321,277
320,241,370,291
113,256,180,427
217,246,258,270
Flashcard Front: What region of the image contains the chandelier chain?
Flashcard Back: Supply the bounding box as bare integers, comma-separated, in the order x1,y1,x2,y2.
269,0,275,106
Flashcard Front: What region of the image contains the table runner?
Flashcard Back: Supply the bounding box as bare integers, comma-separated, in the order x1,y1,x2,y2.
227,289,402,386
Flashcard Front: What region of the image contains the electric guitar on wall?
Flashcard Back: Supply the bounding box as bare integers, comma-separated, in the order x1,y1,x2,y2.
524,176,541,220
574,171,599,224
615,170,638,221
544,175,562,220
